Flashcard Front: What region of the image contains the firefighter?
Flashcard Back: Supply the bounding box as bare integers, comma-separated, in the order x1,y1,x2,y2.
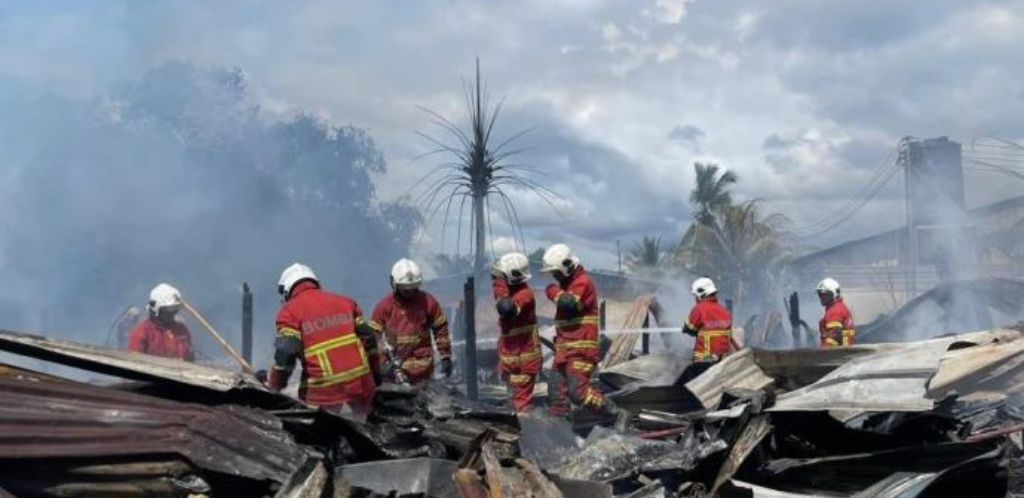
682,277,733,363
266,263,378,416
128,284,194,361
541,244,630,431
816,278,855,347
492,252,542,412
368,258,452,387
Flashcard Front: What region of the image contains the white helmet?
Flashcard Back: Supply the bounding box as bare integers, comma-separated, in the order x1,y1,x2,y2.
391,258,423,290
148,283,182,315
816,278,841,296
279,263,319,297
495,252,532,285
691,277,717,299
541,244,579,276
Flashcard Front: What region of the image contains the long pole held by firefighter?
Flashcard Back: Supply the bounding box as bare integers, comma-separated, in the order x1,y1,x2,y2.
179,296,255,374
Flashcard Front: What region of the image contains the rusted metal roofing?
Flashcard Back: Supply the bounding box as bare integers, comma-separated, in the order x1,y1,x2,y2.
0,365,313,492
0,329,263,392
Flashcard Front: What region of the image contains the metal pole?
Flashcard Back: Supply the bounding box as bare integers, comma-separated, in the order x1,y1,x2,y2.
902,137,918,301
242,282,253,365
599,299,607,331
463,276,478,400
641,314,650,355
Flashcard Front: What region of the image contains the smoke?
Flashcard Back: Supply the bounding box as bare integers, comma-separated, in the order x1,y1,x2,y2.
0,62,417,368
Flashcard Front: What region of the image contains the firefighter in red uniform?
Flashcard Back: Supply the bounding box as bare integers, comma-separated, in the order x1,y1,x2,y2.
368,258,452,387
541,244,630,431
682,277,733,363
266,263,378,417
816,278,855,347
492,252,542,413
128,283,194,361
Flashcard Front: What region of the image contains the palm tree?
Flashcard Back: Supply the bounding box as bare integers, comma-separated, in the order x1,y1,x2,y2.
411,60,561,276
678,200,793,315
690,162,737,224
626,236,665,275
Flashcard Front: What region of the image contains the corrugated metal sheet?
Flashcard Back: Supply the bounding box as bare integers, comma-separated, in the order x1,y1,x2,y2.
0,365,312,485
685,349,774,409
770,330,1020,413
0,329,262,392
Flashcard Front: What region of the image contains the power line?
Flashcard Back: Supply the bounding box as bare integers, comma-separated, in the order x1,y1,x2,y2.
791,145,901,238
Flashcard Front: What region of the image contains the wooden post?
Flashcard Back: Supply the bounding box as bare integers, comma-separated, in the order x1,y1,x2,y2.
180,297,254,374
464,277,478,400
599,299,607,331
242,283,253,365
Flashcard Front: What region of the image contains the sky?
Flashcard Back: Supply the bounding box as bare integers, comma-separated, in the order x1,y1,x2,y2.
1,0,1023,348
4,0,1024,270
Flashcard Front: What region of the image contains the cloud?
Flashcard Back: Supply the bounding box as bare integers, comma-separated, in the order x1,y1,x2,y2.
667,124,705,147
654,0,694,24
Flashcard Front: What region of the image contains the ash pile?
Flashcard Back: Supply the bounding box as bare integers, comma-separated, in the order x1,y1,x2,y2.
3,326,1024,498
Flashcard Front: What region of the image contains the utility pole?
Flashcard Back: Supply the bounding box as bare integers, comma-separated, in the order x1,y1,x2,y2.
463,276,478,400
899,137,918,301
617,240,622,275
241,282,253,365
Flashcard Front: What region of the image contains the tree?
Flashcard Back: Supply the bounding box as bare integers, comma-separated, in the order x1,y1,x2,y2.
626,236,665,276
677,199,793,316
527,247,546,273
690,162,737,224
413,60,560,277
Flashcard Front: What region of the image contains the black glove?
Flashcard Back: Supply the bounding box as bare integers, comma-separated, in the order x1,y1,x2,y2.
441,358,453,378
255,369,268,383
496,297,517,321
682,324,698,337
556,293,579,316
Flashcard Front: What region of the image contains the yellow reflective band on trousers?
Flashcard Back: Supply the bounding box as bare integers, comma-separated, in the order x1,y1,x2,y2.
571,361,594,373
509,374,532,385
500,349,542,365
402,357,433,370
558,339,599,349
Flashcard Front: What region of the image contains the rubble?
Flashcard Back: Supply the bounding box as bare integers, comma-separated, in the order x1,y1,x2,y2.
3,323,1024,497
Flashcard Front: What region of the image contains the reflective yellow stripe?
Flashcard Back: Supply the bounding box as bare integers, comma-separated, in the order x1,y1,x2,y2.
559,339,599,349
571,361,594,373
825,321,844,330
506,324,537,337
277,326,302,339
432,315,447,328
842,329,855,337
305,335,359,356
555,316,599,328
306,364,371,387
402,357,433,369
500,350,542,365
394,335,422,346
367,320,383,332
700,329,731,337
509,374,532,385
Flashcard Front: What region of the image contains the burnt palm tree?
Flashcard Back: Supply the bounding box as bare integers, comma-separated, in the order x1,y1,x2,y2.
411,59,561,275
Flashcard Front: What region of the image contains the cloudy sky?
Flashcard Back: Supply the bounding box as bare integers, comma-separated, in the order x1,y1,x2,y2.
3,0,1023,270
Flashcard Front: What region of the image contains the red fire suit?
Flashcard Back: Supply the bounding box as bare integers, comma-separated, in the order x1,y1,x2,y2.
685,297,733,362
369,291,451,386
128,317,194,361
493,277,542,412
268,281,377,413
545,266,606,416
819,297,855,347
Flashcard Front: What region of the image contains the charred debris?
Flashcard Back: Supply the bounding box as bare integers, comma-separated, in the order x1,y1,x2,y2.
2,323,1024,498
